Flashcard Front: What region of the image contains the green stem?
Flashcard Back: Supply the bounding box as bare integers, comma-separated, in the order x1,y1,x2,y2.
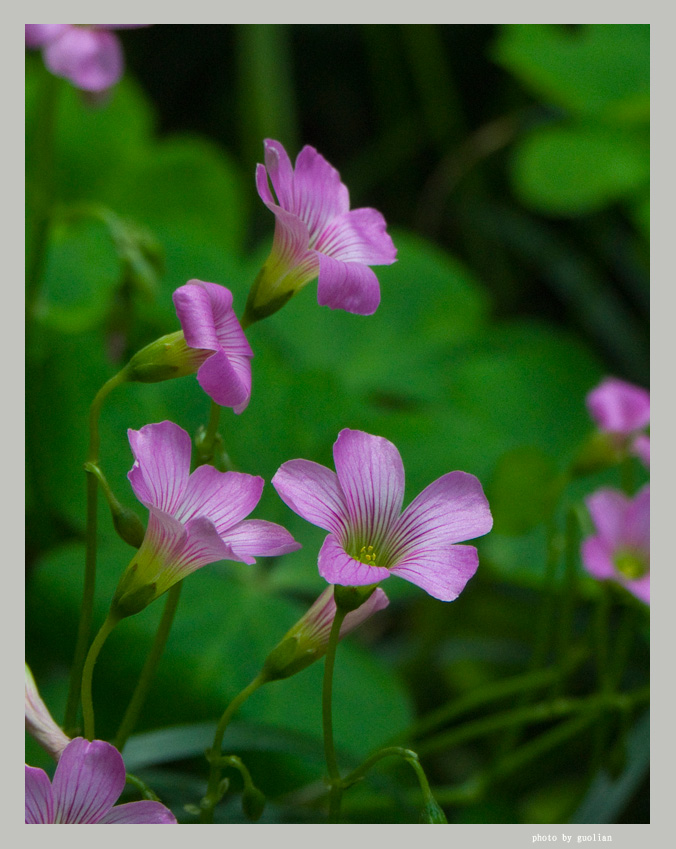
554,507,580,696
199,673,267,823
81,613,120,740
64,368,129,733
115,584,183,752
322,606,347,822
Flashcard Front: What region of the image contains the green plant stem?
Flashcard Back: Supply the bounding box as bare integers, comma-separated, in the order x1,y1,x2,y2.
322,607,348,822
64,368,129,733
199,673,267,823
81,613,120,741
115,584,183,752
554,507,580,696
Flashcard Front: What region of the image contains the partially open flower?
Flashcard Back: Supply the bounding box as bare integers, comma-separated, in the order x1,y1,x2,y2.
25,664,70,762
581,484,649,604
26,737,176,823
586,377,650,468
244,139,396,323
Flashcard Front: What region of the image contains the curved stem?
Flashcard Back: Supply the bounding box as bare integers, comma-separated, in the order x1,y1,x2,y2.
115,584,183,752
81,613,120,741
199,673,266,823
322,606,347,822
64,367,129,733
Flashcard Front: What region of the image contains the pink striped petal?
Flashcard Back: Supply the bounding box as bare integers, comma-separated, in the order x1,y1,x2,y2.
315,207,397,265
177,467,264,534
316,254,381,315
99,800,177,823
52,739,125,823
25,766,54,823
581,536,616,581
263,139,296,211
585,489,629,547
390,544,479,602
318,533,392,586
332,429,405,546
221,518,301,564
196,348,251,413
179,516,241,571
586,377,650,435
292,145,350,240
43,28,123,92
127,422,192,514
173,280,234,352
272,459,349,536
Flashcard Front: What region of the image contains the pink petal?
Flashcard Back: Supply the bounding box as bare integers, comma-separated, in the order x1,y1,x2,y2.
25,24,68,48
581,536,616,581
99,800,177,823
626,575,650,604
43,28,123,92
332,429,405,545
177,467,264,535
316,254,381,315
220,518,301,563
632,434,650,467
262,139,296,211
318,533,392,586
173,280,234,353
390,543,479,601
586,377,650,435
89,25,152,30
25,665,70,762
25,766,54,823
272,459,349,536
142,508,189,568
315,207,397,265
127,422,192,514
292,144,350,239
196,348,251,413
625,484,650,553
178,515,241,572
52,738,125,823
341,586,390,634
391,471,493,556
585,488,630,547
269,205,315,270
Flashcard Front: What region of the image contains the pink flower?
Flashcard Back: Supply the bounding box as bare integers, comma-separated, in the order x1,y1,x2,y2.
173,280,253,413
263,586,389,680
272,429,493,602
581,484,650,604
26,737,176,823
25,25,149,92
25,665,70,762
112,421,300,617
586,377,650,467
245,139,397,322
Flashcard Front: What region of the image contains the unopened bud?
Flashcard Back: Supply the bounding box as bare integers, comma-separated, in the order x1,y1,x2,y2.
125,331,211,384
242,786,266,822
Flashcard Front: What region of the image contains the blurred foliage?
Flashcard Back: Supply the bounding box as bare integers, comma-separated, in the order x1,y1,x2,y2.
26,24,649,824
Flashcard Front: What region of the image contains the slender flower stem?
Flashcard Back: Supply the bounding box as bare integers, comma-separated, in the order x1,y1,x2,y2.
64,367,129,733
81,613,120,741
199,673,267,823
554,507,580,696
322,606,348,822
115,584,183,752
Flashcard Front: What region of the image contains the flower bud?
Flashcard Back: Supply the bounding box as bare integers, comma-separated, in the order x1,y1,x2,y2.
419,796,448,824
242,786,266,822
25,664,70,761
125,331,211,384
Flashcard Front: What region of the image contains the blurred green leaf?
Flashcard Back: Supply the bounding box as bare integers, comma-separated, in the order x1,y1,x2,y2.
494,24,649,124
489,447,564,535
510,123,648,215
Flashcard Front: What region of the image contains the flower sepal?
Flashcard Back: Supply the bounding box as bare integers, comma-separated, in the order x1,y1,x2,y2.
334,583,378,613
262,633,316,681
111,562,158,619
125,330,210,384
242,266,296,327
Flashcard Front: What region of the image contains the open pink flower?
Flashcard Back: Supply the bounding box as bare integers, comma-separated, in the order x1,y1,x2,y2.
245,139,397,321
272,429,493,602
25,25,149,93
586,377,650,467
26,737,176,823
581,484,649,604
173,280,253,413
112,421,300,616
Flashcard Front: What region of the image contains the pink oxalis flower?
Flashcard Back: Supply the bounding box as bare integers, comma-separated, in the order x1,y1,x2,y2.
173,280,253,413
581,484,650,604
245,139,397,322
26,737,176,823
112,421,300,616
586,377,650,467
272,429,493,601
25,25,149,93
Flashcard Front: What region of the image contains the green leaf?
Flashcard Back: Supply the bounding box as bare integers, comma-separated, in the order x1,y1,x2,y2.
489,447,564,534
510,123,648,215
493,24,649,124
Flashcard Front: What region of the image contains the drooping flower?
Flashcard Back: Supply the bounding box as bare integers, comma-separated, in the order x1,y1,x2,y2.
25,664,70,762
263,585,389,680
581,484,649,604
25,25,150,93
172,279,253,412
26,737,176,823
112,421,300,617
244,139,397,323
586,377,650,467
272,429,493,602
